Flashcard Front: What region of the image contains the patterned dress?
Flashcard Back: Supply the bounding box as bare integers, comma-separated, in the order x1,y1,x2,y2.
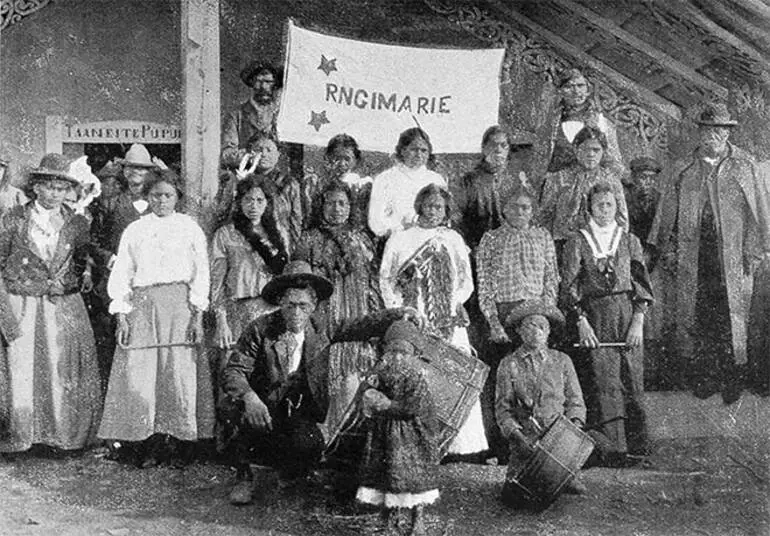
293,224,382,442
356,354,440,507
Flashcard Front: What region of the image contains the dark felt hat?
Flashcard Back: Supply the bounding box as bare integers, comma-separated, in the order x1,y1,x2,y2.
504,300,565,329
261,260,333,305
239,61,282,88
629,156,663,174
382,320,426,352
29,153,78,185
696,103,738,127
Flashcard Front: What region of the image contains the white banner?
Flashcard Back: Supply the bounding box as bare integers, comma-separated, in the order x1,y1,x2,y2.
277,21,504,154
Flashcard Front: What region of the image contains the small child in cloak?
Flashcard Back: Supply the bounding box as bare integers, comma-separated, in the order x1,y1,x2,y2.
356,319,439,536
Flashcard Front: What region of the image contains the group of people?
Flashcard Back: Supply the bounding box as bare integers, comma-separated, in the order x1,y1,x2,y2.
0,59,768,536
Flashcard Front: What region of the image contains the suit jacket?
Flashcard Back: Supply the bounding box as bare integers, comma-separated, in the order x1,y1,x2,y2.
222,308,407,423
91,192,150,264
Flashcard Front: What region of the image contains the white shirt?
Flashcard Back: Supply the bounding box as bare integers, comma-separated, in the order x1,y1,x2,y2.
583,218,622,259
108,212,210,314
132,199,149,213
288,330,305,374
367,163,447,237
29,201,64,261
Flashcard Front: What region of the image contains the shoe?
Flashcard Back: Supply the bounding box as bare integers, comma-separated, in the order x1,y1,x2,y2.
229,479,255,505
693,379,720,400
563,478,587,495
721,382,743,405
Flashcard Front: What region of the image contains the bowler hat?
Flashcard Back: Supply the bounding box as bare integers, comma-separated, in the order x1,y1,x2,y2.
629,156,662,174
120,144,156,168
695,103,738,127
261,260,333,305
29,153,79,185
504,300,565,329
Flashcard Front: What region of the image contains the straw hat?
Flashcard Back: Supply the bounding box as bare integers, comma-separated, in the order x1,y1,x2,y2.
261,260,333,305
120,144,156,168
504,300,565,329
29,153,78,185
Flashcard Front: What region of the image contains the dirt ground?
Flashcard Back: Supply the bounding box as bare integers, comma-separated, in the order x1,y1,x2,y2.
0,436,767,536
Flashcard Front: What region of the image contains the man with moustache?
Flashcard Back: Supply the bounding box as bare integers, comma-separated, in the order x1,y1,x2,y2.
649,103,770,404
221,61,283,170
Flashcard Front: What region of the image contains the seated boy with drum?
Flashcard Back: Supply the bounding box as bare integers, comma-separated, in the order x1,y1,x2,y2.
495,300,588,501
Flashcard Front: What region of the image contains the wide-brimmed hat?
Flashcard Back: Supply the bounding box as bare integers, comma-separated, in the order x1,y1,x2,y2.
629,156,663,174
239,60,282,89
504,300,565,329
261,260,333,305
695,103,738,127
29,153,79,185
119,144,156,168
382,320,426,352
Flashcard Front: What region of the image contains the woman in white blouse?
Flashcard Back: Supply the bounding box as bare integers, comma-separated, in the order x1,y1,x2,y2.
367,127,447,238
99,169,214,468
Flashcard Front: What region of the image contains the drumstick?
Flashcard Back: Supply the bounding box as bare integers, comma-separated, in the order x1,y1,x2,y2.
572,342,629,348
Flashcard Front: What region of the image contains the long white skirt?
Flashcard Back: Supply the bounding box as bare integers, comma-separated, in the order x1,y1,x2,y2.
0,293,101,452
98,283,215,442
445,327,489,455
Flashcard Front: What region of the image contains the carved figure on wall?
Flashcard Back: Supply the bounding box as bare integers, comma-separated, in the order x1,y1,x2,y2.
649,104,770,404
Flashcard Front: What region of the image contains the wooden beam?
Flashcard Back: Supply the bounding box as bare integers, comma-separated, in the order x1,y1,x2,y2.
181,0,221,229
549,0,729,100
667,0,770,86
485,0,682,121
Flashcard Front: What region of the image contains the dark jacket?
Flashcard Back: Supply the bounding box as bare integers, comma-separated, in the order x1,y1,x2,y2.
0,203,90,297
91,192,150,264
222,308,406,423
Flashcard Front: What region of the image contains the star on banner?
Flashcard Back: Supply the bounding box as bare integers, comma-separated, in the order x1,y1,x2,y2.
308,110,330,132
317,55,338,76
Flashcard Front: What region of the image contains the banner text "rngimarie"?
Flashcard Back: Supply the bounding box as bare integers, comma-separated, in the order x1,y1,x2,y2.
325,83,452,115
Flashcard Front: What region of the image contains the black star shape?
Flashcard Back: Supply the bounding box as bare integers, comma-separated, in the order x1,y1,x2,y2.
308,110,330,132
317,55,338,76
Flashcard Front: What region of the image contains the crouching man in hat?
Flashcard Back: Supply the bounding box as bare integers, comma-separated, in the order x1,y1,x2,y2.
496,300,587,500
222,260,418,505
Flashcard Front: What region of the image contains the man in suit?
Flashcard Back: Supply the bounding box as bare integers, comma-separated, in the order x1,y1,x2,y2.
222,261,415,505
90,144,156,387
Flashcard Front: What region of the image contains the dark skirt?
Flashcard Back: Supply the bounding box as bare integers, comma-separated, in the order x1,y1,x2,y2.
580,293,648,454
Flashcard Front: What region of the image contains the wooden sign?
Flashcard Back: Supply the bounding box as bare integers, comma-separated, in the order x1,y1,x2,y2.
62,120,181,144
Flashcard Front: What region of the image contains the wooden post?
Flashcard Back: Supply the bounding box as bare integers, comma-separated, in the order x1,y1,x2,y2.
181,0,220,230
